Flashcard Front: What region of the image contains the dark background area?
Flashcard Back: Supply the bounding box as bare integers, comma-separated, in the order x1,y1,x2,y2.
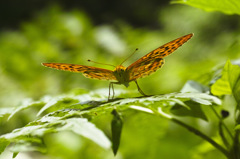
0,0,169,30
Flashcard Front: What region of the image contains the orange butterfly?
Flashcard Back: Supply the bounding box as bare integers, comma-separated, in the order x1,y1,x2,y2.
42,33,193,100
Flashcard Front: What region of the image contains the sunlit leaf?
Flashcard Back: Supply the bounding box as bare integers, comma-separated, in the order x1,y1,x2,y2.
0,90,221,155
129,105,154,114
37,96,79,116
0,138,10,155
181,80,209,93
8,99,45,120
9,138,47,154
211,60,240,101
1,114,111,153
58,118,111,149
0,107,15,118
172,0,240,15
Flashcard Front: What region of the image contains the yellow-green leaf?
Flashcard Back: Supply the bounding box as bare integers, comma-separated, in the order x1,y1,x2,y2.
172,0,240,15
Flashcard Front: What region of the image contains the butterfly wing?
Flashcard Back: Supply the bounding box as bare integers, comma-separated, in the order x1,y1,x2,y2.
127,33,193,81
42,63,117,81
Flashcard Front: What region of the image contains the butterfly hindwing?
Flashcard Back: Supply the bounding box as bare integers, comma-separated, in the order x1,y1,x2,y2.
127,33,193,81
42,63,117,81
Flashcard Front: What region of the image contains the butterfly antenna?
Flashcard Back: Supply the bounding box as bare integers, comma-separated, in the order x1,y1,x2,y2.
120,48,138,65
87,60,116,68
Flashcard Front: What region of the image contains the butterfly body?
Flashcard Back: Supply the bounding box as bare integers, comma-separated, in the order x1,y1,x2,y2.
42,33,193,100
113,65,129,87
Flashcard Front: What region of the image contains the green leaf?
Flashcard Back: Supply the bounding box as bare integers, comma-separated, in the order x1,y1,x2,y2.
8,99,45,120
129,105,154,114
172,0,240,15
111,109,123,155
57,118,111,149
181,80,209,93
211,60,240,101
2,114,111,152
173,93,221,105
12,152,19,158
0,138,10,155
0,107,15,118
0,91,221,155
235,124,240,130
9,138,47,154
37,96,80,116
171,100,208,121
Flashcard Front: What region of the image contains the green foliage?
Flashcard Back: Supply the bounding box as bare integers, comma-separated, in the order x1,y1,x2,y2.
0,89,223,157
172,0,240,15
0,138,10,155
171,101,208,121
210,61,240,158
0,0,240,158
211,60,240,101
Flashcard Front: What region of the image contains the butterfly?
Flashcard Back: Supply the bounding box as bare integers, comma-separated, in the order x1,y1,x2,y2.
42,33,193,100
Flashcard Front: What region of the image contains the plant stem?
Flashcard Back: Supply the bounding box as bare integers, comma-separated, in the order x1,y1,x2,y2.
210,105,234,140
228,129,240,159
157,108,229,157
170,118,230,158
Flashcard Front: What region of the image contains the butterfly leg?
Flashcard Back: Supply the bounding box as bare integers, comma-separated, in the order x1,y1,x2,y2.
108,82,113,101
134,80,147,96
111,82,115,99
108,82,122,100
108,82,119,101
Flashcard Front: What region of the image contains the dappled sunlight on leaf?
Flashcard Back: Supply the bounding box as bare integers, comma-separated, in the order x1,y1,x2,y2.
172,0,240,15
0,89,222,155
211,60,240,103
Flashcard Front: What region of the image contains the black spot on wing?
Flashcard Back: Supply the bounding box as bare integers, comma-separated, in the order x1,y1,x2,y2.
155,58,162,62
164,46,169,51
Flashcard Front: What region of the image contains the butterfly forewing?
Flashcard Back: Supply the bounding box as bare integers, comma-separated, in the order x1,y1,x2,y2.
127,33,193,81
42,63,117,81
127,58,165,81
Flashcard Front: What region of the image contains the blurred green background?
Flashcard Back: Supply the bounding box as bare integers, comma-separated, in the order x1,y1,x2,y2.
0,0,239,158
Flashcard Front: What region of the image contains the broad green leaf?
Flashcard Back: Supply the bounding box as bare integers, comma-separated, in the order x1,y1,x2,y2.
171,100,208,121
9,138,46,154
37,96,79,116
111,109,123,155
173,93,221,105
211,60,240,100
0,91,221,155
8,98,45,120
0,138,10,155
0,107,15,118
181,80,209,93
235,124,240,130
57,118,111,149
108,93,220,107
6,89,221,121
172,0,240,15
1,115,111,152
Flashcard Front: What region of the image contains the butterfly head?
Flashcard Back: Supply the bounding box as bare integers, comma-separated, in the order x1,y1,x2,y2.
113,65,129,87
